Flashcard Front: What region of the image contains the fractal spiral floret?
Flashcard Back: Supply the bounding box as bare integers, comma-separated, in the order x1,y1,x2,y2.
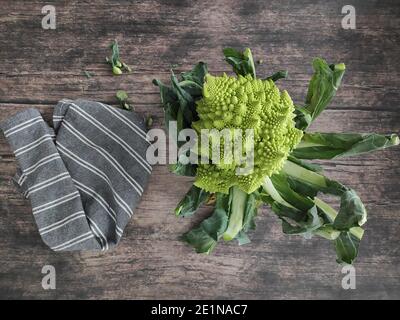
192,74,303,194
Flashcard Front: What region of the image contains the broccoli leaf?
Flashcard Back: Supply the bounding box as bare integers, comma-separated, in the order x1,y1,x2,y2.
270,173,315,211
180,62,208,96
293,132,400,159
271,203,323,236
153,62,206,133
175,185,210,217
295,58,346,130
154,63,208,177
287,155,323,173
107,40,132,75
241,192,261,232
306,59,346,120
265,70,288,82
235,231,251,245
267,160,367,262
152,79,180,130
282,160,347,196
333,190,367,230
223,48,256,78
115,90,133,110
109,40,120,67
182,192,230,253
201,208,229,242
169,162,197,177
182,227,217,254
294,106,312,130
182,187,262,252
171,71,196,127
334,231,361,264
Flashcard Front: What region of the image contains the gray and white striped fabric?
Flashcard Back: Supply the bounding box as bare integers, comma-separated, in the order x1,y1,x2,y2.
0,99,152,251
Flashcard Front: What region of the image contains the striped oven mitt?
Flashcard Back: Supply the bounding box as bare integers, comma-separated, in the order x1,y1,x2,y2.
0,99,152,251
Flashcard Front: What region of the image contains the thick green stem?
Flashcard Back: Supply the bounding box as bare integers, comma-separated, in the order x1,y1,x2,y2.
262,176,294,208
314,197,336,222
314,197,364,240
282,160,328,188
296,140,325,148
223,186,247,241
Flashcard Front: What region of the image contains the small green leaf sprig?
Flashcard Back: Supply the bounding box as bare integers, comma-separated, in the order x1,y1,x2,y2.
106,40,132,75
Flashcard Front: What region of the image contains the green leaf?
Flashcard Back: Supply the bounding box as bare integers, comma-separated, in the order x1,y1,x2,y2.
314,225,341,240
270,173,315,211
242,192,260,232
293,132,400,159
265,70,288,82
263,174,324,237
223,48,256,78
235,231,251,245
152,79,181,134
202,208,229,241
286,176,320,199
145,115,153,129
152,79,179,109
334,231,361,264
282,160,347,196
115,90,133,110
182,228,217,254
273,160,368,263
182,187,262,252
170,71,195,126
83,70,93,78
287,156,323,173
169,162,197,177
313,197,364,239
180,62,208,96
182,193,230,254
116,90,129,102
286,155,323,198
294,106,312,130
333,190,367,230
175,185,210,217
272,203,324,236
154,63,209,174
295,58,345,129
107,40,132,74
109,40,120,67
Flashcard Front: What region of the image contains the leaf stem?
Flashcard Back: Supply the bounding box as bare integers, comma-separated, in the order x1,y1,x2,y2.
314,197,364,240
282,160,327,188
223,186,247,241
262,176,294,208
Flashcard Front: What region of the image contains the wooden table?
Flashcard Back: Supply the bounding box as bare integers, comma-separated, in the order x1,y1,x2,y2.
0,0,399,299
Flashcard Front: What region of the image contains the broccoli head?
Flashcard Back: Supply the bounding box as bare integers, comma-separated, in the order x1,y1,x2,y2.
193,74,303,194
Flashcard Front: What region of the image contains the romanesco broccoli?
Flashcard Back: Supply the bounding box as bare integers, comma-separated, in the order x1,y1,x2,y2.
193,73,303,194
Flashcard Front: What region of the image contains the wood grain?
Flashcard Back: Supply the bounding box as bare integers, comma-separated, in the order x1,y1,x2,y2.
0,0,399,299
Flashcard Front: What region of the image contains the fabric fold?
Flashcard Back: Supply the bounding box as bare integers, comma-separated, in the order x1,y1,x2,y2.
1,99,151,251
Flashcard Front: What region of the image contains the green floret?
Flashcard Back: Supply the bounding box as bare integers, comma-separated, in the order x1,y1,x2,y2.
193,74,303,194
